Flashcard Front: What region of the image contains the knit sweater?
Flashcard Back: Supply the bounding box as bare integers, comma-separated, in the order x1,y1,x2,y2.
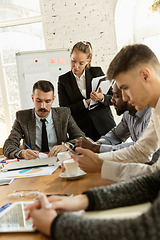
51,169,160,240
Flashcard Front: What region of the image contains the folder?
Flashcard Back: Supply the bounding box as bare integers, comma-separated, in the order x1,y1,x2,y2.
89,75,111,110
1,157,57,172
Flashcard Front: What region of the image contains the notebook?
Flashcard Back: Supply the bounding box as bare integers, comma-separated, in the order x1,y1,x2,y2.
1,156,57,172
0,201,35,232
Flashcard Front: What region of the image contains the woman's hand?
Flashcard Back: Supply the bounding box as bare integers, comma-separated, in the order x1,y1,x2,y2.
90,87,104,102
26,193,57,236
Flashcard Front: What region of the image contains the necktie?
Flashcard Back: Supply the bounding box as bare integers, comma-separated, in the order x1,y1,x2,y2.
40,119,49,152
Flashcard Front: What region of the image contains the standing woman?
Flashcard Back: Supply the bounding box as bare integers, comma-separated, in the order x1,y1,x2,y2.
58,41,115,141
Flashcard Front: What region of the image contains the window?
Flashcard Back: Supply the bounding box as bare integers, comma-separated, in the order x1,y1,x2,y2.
115,0,160,61
0,0,45,147
133,0,160,60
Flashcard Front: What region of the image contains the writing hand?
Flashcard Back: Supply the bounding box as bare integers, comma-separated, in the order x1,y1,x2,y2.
19,149,39,160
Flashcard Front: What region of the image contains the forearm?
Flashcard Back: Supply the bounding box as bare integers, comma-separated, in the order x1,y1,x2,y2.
3,137,22,158
67,115,85,141
100,141,135,153
85,170,160,211
3,119,24,158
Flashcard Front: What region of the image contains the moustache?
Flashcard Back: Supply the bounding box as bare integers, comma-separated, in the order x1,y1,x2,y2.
38,108,48,112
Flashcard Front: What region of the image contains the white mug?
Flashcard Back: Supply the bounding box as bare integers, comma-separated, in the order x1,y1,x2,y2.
57,151,71,164
63,159,78,176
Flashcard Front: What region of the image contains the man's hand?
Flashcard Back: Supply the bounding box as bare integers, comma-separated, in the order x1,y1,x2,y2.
26,193,89,217
26,193,57,236
69,147,103,173
19,149,39,160
48,144,67,157
90,87,104,102
75,137,101,153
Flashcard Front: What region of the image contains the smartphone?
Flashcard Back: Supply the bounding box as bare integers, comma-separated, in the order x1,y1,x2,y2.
46,193,73,197
63,143,77,154
34,193,73,201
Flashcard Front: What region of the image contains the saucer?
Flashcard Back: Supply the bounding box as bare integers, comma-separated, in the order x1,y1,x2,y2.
59,168,86,180
54,161,62,167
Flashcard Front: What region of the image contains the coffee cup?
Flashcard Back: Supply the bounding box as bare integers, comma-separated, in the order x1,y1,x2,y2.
57,151,71,164
63,159,78,176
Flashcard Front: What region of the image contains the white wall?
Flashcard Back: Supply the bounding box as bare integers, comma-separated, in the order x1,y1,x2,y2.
41,0,118,73
41,0,121,124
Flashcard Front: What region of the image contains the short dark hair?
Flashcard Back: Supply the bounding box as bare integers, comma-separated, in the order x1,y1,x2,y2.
32,80,54,95
107,44,160,80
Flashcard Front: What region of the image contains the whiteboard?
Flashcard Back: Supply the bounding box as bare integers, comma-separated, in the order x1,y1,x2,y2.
16,49,70,109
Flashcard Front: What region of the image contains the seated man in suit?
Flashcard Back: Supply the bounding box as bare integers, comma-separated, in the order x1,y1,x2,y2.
76,83,159,164
3,80,85,160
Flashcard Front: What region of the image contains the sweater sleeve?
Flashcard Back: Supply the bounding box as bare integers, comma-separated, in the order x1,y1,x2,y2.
51,194,160,240
86,170,160,211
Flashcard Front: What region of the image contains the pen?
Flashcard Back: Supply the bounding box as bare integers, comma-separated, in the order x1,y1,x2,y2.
0,202,12,213
24,143,34,151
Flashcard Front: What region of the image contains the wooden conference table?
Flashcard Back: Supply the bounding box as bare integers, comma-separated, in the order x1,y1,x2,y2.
0,167,115,240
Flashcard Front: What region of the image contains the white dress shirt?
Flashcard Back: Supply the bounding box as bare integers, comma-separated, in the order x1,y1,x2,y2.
35,111,58,151
99,97,160,182
73,70,88,108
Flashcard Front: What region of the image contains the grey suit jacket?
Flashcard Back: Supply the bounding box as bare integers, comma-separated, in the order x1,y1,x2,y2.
3,107,85,159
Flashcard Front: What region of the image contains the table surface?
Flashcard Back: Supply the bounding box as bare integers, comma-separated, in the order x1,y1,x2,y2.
0,167,115,240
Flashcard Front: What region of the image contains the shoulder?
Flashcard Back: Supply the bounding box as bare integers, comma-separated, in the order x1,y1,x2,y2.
51,107,71,115
86,66,104,76
88,66,103,72
16,109,33,118
59,71,72,81
121,111,130,121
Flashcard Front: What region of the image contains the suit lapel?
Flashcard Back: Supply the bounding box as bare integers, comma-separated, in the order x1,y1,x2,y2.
85,69,92,99
69,71,84,99
27,109,36,149
52,108,62,144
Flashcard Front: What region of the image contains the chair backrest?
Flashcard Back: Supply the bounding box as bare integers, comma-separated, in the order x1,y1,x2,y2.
0,148,3,155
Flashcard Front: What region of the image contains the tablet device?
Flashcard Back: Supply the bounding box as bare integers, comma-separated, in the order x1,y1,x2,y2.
0,201,35,232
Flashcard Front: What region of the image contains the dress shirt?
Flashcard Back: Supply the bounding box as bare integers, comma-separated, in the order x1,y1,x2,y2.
73,70,88,108
99,97,160,182
99,106,151,152
35,111,58,151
